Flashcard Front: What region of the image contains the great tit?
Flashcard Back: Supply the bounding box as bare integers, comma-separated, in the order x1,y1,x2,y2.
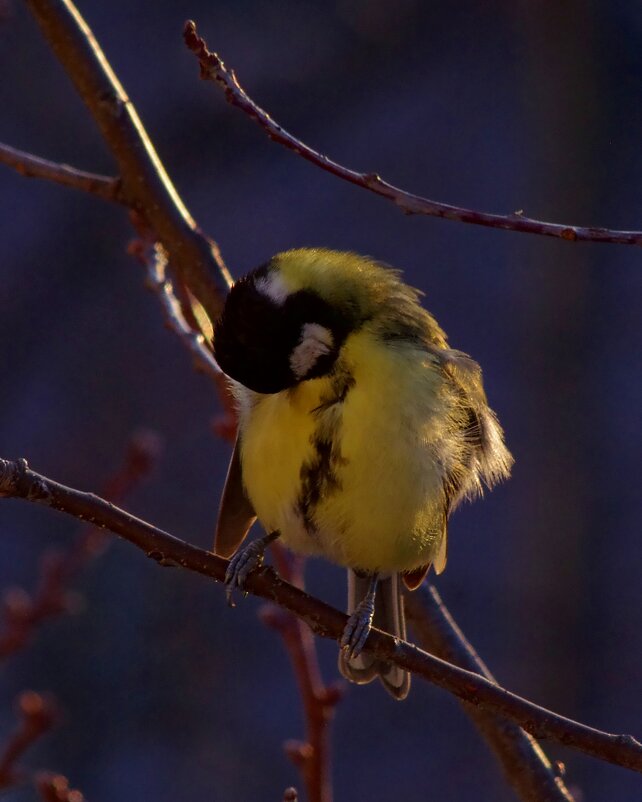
213,248,512,699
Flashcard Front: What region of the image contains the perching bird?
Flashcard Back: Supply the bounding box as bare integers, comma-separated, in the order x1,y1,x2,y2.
213,249,512,699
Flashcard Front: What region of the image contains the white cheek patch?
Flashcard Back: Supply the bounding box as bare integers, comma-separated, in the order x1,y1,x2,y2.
290,323,334,379
254,272,290,306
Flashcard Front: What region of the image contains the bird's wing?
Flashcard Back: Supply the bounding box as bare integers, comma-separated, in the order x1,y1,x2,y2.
214,435,257,558
438,348,513,499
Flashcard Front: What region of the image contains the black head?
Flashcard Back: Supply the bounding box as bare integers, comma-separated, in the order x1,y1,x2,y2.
213,265,358,394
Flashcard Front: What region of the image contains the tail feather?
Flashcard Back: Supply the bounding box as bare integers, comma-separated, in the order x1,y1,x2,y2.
338,571,410,700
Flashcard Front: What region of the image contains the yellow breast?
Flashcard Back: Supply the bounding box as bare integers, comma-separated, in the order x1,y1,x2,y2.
239,377,328,556
238,327,448,572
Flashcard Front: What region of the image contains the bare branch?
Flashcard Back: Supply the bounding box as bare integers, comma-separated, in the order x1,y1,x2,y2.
0,695,85,800
5,11,639,794
184,20,642,250
126,232,238,439
132,239,223,383
36,772,85,802
0,141,123,203
0,692,57,790
263,606,340,802
0,430,161,660
406,585,575,802
25,0,231,321
129,233,332,800
1,457,641,776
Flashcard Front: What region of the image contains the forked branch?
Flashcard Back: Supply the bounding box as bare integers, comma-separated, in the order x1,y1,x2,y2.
5,5,638,800
24,0,231,319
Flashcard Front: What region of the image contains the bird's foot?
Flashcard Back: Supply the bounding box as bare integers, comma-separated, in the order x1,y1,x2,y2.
225,531,279,606
341,593,376,659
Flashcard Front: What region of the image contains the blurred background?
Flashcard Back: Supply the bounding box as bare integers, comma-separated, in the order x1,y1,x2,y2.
1,1,641,800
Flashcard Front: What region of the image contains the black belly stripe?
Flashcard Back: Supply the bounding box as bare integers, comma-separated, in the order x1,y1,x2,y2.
297,437,344,533
295,367,354,534
312,365,355,413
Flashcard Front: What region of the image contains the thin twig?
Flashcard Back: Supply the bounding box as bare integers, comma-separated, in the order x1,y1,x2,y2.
0,692,57,790
13,0,235,429
7,7,639,797
1,457,641,775
142,243,238,436
25,0,231,320
405,585,575,802
184,20,642,249
131,239,223,383
0,434,155,800
261,606,341,802
126,231,238,439
261,551,342,802
130,222,331,800
36,772,85,802
0,431,161,660
0,142,123,203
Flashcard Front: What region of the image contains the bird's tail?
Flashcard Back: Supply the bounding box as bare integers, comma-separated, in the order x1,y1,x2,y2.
338,571,410,700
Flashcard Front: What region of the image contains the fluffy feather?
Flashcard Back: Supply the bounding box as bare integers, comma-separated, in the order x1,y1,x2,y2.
232,249,512,573
215,248,513,699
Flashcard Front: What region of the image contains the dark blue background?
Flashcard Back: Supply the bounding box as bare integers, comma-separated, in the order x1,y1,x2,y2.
1,1,641,800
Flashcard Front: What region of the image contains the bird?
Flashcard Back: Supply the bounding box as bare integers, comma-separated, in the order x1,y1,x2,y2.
212,248,512,699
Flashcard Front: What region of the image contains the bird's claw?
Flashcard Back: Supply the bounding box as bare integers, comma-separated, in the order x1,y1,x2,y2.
225,540,266,606
340,596,375,659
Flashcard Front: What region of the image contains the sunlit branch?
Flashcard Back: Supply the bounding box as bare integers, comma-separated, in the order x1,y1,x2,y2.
25,0,231,320
131,239,224,383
